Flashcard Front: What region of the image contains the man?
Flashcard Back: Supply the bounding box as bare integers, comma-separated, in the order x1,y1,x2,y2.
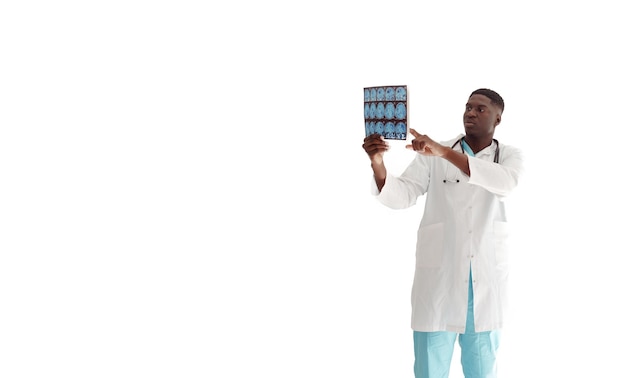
362,89,523,378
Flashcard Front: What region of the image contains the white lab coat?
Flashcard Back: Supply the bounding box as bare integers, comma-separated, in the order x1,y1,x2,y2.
373,135,524,333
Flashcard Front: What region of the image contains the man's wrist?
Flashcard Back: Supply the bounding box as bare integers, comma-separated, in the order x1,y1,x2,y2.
441,146,454,160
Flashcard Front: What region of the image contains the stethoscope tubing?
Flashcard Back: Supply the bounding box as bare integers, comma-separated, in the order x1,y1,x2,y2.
443,137,500,183
450,137,500,164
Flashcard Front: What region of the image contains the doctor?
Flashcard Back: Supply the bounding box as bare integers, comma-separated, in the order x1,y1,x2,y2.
362,89,523,378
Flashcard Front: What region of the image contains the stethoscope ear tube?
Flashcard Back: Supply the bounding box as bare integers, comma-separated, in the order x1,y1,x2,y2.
494,140,500,164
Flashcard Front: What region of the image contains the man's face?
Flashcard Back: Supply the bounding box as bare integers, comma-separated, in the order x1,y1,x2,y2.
463,94,501,138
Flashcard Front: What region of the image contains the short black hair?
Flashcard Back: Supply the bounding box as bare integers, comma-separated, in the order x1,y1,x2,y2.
471,88,504,112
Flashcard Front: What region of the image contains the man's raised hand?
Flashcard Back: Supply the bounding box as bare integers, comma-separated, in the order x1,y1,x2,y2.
405,128,446,157
362,134,389,165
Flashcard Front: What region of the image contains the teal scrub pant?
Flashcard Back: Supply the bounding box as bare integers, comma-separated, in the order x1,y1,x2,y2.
413,275,500,378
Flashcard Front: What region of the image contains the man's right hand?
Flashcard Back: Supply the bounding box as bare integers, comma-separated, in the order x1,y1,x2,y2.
362,134,389,165
362,134,389,191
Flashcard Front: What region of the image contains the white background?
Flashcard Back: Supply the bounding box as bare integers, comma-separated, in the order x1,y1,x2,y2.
1,1,625,377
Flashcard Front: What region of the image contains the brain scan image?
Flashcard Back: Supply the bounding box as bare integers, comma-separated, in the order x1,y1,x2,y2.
395,87,407,101
395,122,407,139
384,121,395,138
385,87,395,101
395,103,407,120
365,121,375,136
363,85,408,140
385,103,395,119
375,102,385,119
375,121,384,134
376,88,385,101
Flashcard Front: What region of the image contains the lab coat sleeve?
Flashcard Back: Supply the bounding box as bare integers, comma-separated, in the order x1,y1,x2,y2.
371,154,430,209
467,144,524,197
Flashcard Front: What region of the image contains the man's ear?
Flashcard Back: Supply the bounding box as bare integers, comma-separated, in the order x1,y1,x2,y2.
494,114,501,127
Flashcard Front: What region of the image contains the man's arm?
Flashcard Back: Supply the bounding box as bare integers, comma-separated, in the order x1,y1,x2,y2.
362,134,389,191
405,128,469,174
441,147,470,176
466,147,523,197
371,161,387,192
405,128,522,197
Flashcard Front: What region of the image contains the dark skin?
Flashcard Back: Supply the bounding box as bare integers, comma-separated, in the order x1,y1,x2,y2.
362,94,502,191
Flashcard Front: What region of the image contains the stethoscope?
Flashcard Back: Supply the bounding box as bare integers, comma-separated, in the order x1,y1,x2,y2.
450,137,500,163
443,137,500,183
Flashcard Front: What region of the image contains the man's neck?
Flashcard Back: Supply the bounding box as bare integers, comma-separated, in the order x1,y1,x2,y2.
463,135,493,154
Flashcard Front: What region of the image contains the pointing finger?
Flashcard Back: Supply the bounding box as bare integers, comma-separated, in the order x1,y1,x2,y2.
409,128,422,138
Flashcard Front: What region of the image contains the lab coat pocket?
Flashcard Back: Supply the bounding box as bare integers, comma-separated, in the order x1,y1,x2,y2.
415,222,444,267
493,221,509,265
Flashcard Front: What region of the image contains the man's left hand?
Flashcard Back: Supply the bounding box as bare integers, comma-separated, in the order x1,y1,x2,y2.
405,128,447,157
